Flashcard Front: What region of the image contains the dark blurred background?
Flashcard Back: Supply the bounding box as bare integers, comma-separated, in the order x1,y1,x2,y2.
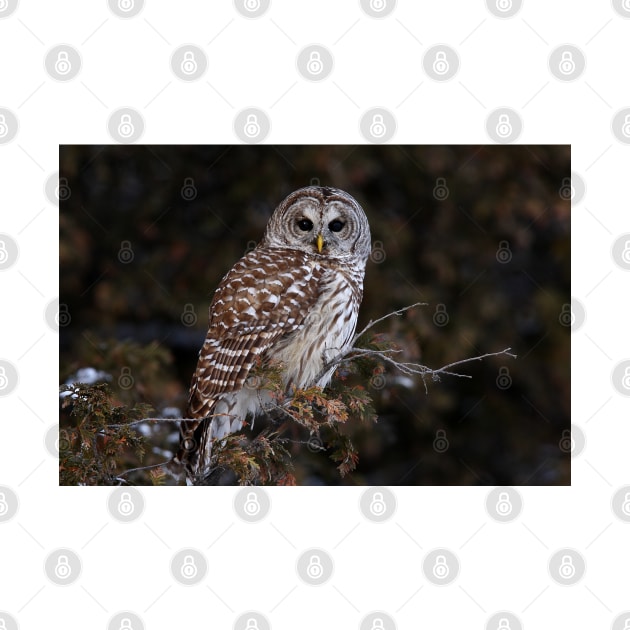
59,145,570,485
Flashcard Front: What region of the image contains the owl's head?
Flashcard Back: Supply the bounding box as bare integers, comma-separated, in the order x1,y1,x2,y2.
262,186,372,263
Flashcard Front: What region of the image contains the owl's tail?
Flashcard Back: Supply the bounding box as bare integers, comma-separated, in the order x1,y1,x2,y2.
168,403,245,485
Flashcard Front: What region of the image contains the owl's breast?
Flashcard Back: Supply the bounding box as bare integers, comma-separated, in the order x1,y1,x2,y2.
269,266,361,390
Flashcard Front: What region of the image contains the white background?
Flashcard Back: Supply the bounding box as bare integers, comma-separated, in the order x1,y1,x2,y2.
0,1,629,628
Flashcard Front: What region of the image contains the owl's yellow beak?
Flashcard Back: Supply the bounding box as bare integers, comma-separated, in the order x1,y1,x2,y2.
316,233,324,253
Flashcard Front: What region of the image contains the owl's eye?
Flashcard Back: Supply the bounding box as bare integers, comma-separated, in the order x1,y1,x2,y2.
297,218,313,232
328,219,344,232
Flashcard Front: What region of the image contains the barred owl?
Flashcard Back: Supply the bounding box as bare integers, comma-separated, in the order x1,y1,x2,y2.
173,186,371,484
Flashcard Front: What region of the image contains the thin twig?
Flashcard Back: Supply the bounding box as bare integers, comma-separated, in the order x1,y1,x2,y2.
352,301,427,345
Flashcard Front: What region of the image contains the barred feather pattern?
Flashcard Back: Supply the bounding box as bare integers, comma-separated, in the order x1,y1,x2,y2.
173,186,371,483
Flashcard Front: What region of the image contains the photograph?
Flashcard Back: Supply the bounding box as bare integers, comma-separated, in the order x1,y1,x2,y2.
59,144,570,486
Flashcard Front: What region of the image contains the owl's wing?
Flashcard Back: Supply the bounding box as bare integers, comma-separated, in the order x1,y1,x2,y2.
186,246,325,418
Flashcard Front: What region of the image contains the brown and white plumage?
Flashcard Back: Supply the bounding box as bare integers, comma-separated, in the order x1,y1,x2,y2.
174,186,371,483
